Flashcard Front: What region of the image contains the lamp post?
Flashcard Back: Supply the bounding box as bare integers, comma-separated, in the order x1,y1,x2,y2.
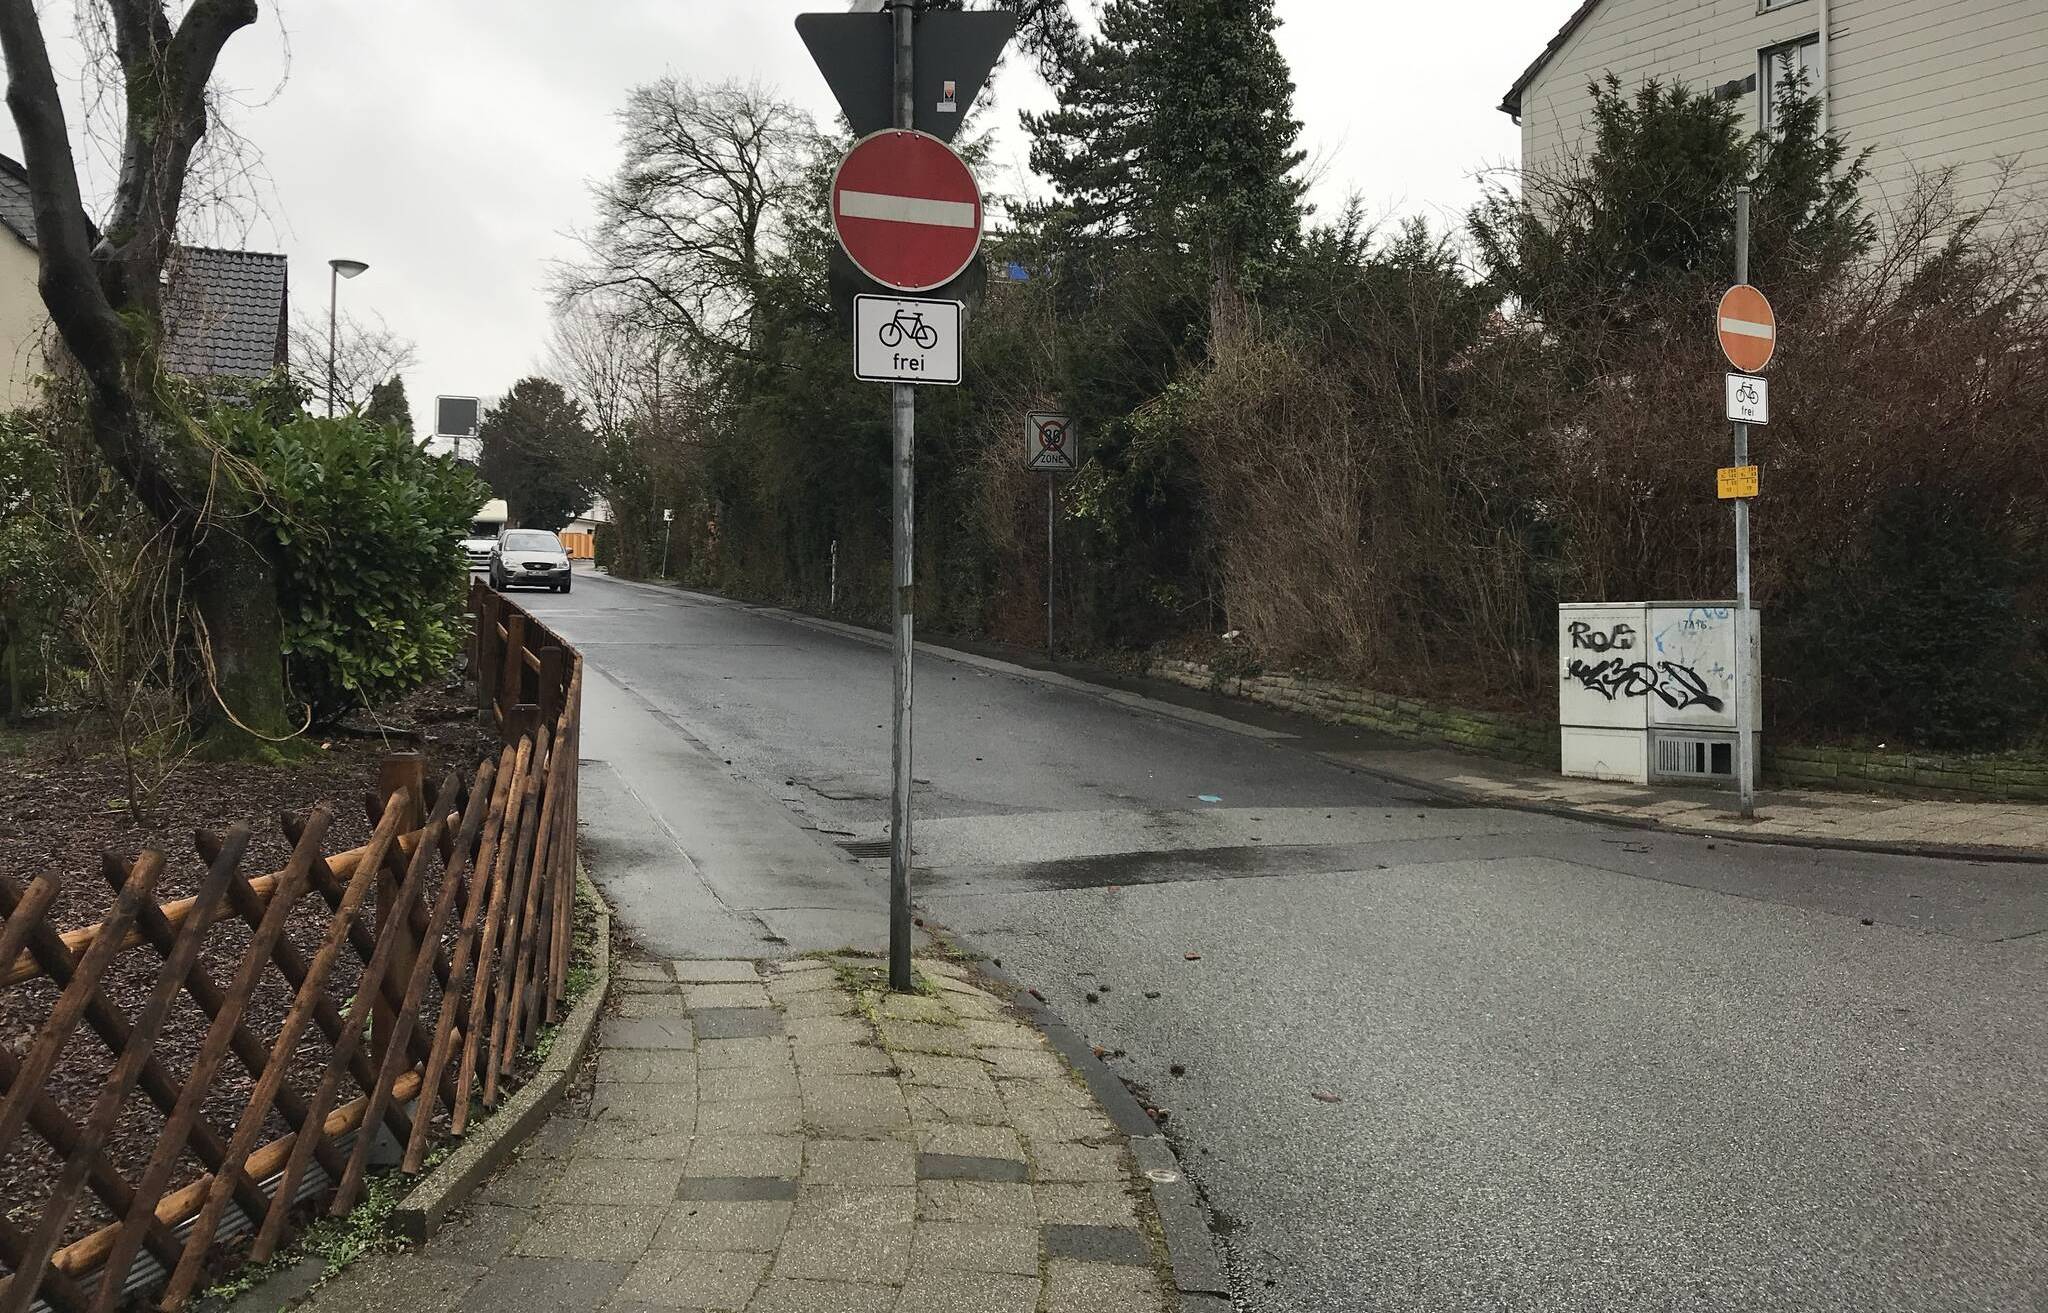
326,258,369,417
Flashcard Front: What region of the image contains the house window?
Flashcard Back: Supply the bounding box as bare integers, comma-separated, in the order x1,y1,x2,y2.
1760,35,1822,130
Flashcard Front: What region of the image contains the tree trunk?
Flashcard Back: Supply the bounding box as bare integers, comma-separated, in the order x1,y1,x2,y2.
186,529,297,755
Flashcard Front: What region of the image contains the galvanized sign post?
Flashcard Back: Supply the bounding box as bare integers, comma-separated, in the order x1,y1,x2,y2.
1024,412,1077,654
1719,187,1777,820
803,3,1011,992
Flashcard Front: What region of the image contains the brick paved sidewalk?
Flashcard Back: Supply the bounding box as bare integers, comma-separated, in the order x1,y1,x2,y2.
1329,745,2048,856
296,955,1173,1313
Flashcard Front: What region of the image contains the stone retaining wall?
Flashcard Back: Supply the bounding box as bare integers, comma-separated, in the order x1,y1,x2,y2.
1150,657,2048,802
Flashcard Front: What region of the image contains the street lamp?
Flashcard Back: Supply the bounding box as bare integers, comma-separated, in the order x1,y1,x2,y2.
326,257,369,417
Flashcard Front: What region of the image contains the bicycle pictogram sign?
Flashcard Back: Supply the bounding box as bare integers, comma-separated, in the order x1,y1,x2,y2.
877,305,939,350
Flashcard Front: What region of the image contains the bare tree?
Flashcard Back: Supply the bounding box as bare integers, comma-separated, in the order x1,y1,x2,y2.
0,0,295,748
560,78,817,358
289,306,420,415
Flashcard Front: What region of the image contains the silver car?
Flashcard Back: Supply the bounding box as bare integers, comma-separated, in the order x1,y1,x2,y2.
489,528,573,594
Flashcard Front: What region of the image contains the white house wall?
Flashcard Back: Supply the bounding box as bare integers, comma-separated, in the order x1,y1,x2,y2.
1518,0,2048,220
0,237,44,408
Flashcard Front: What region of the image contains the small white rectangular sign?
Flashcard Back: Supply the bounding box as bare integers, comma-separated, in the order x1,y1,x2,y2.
855,295,962,385
1725,372,1769,424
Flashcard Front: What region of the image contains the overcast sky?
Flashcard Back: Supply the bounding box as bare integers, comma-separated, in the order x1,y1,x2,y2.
2,1,1567,435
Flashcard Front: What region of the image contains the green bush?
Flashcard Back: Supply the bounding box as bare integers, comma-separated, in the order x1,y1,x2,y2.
1775,485,2046,750
0,409,64,717
214,411,485,724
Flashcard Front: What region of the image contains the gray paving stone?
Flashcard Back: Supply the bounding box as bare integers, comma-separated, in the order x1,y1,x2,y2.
225,1255,324,1313
915,1181,1037,1225
604,1017,696,1050
698,1097,803,1135
597,1050,699,1084
654,1200,792,1252
688,1135,803,1179
1027,1142,1125,1183
590,1082,699,1129
615,960,674,982
792,1185,915,1229
454,1258,628,1313
765,970,835,997
789,1043,894,1076
614,1247,770,1309
614,992,694,1019
786,1014,868,1046
895,1054,991,1089
1007,1105,1114,1146
878,994,956,1025
1041,1260,1160,1313
510,1205,666,1261
308,1254,485,1313
685,982,774,1009
998,1076,1094,1112
613,976,684,995
915,1125,1024,1162
1041,1223,1151,1266
876,1020,974,1056
521,1117,589,1159
579,1125,697,1161
479,1156,554,1207
698,1038,793,1070
978,1047,1067,1080
694,1008,785,1040
905,1083,1006,1126
917,1153,1027,1184
427,1204,533,1264
678,1177,801,1202
671,960,762,983
893,1267,1038,1313
958,1020,1042,1051
801,1139,916,1187
745,1278,897,1313
771,1219,911,1285
701,1064,798,1103
1035,1183,1140,1228
547,1157,687,1205
907,1222,1040,1276
797,1073,901,1108
777,991,858,1021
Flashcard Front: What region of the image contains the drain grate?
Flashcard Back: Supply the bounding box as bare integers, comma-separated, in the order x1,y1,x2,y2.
837,839,896,859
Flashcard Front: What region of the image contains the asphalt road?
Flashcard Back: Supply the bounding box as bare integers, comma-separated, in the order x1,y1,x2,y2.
521,569,2048,1312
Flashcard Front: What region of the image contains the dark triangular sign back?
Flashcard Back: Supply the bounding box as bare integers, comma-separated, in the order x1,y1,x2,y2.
796,10,1016,143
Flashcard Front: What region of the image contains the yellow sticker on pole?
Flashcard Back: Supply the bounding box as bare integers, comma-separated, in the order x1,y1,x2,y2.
1717,465,1760,499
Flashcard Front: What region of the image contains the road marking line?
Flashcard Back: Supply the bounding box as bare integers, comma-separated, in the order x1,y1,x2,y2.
1720,316,1775,339
837,190,976,228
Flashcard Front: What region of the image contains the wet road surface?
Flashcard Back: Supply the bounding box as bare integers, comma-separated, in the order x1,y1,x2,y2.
524,570,2048,1312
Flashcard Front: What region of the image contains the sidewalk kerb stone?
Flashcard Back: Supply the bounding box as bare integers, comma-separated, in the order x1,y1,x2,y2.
391,870,613,1242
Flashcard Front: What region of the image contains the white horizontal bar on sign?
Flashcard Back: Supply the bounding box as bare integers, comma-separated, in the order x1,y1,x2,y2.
1719,316,1775,339
838,190,977,228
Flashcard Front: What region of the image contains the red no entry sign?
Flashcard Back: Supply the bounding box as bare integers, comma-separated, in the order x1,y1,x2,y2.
832,130,983,293
1717,284,1777,373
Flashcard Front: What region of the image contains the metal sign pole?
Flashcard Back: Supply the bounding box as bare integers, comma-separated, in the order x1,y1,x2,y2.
887,0,917,992
1732,186,1756,819
1045,480,1055,655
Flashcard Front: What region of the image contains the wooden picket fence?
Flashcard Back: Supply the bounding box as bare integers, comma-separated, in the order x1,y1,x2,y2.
0,591,582,1312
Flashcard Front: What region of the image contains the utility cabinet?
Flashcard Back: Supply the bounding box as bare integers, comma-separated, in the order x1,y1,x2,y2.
1557,602,1760,786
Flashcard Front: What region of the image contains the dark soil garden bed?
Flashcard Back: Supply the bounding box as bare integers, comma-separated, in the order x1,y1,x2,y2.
0,679,502,1255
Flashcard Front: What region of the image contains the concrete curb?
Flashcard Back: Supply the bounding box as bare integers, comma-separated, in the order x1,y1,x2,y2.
389,869,613,1241
1321,752,2048,867
942,940,1232,1311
